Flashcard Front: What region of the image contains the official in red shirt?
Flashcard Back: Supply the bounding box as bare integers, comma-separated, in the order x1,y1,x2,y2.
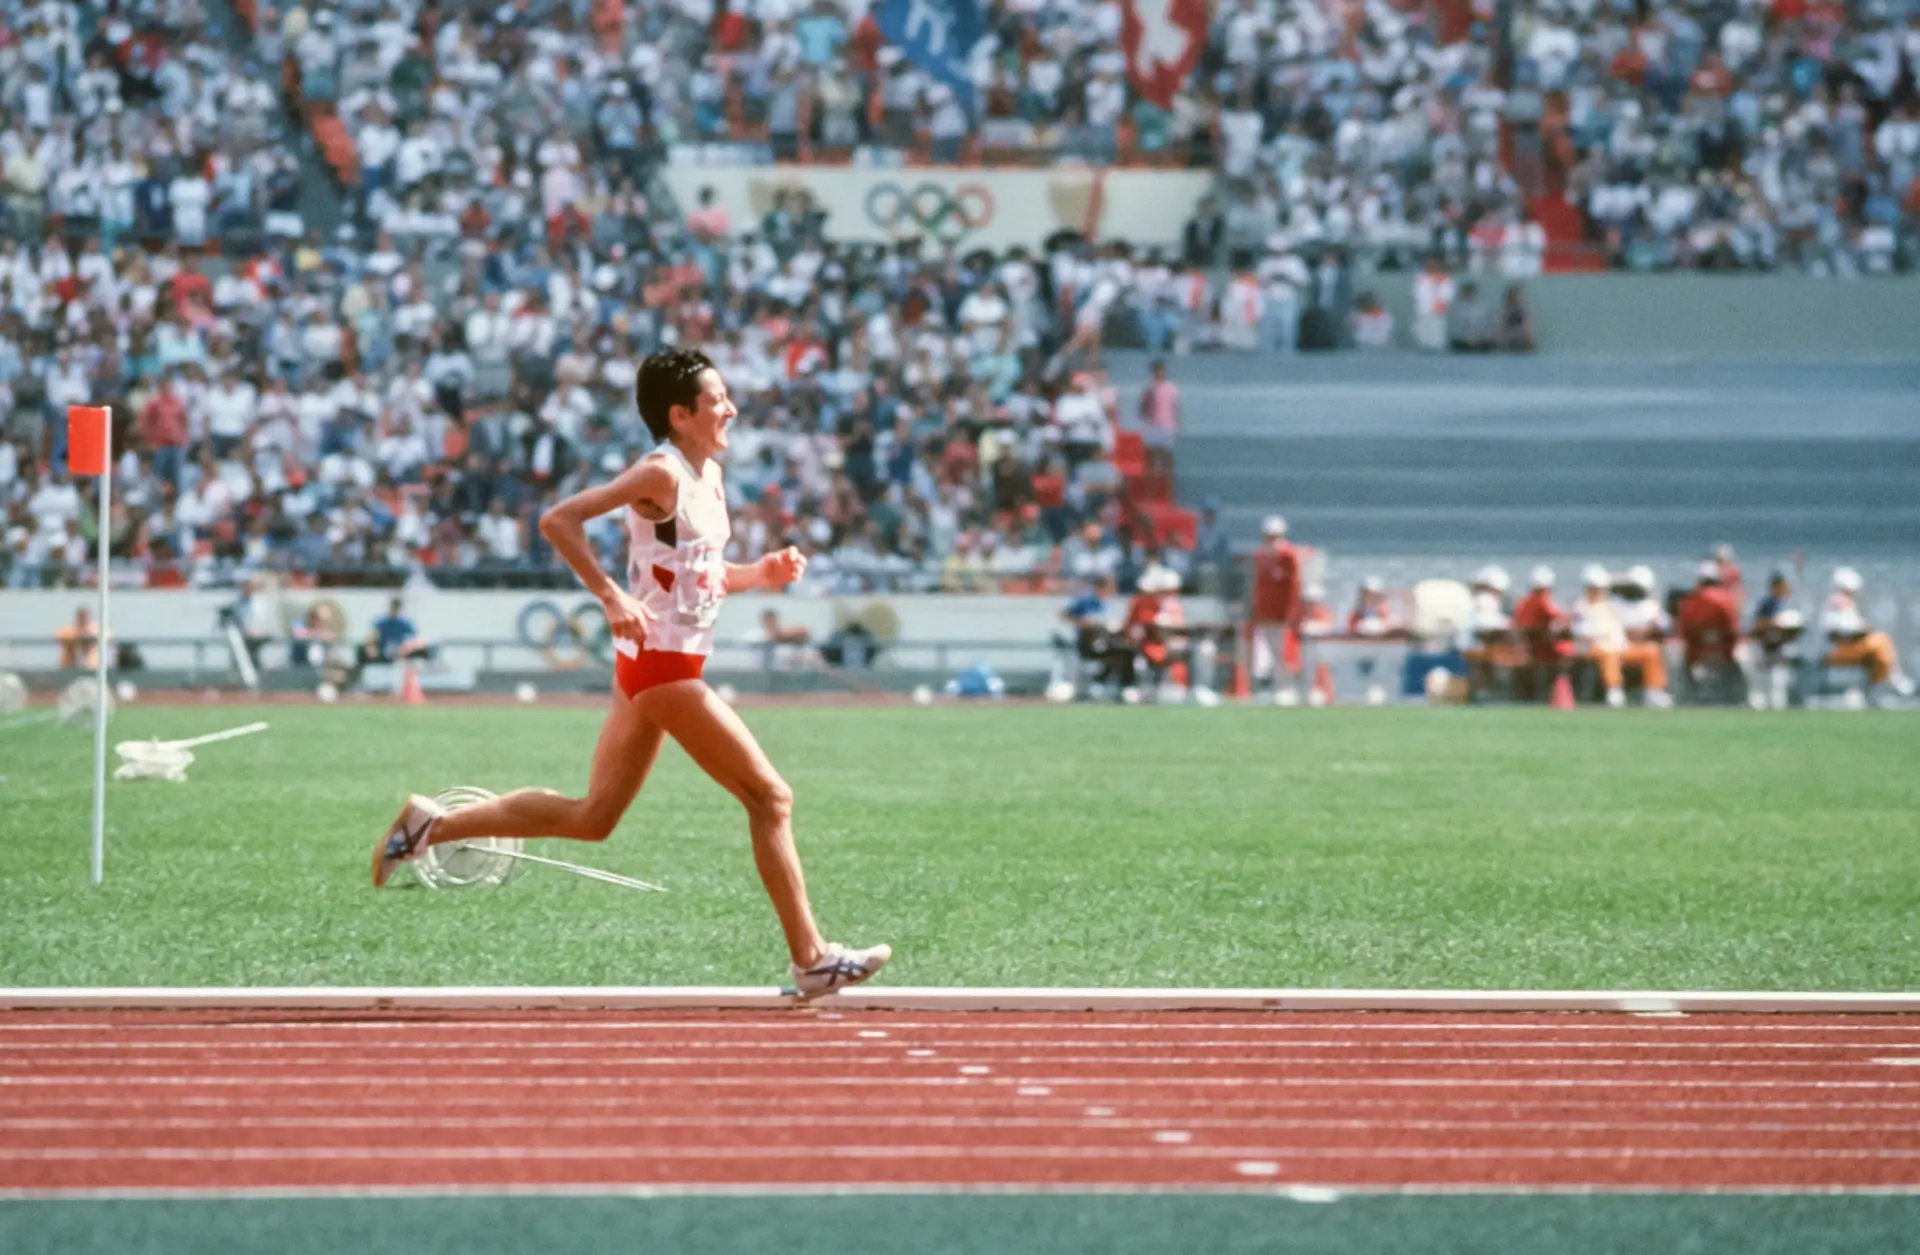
1512,565,1570,662
1247,514,1301,699
1122,566,1187,697
1677,559,1741,670
1512,565,1571,699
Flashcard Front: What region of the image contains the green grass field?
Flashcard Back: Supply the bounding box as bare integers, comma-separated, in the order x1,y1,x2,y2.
5,703,1918,990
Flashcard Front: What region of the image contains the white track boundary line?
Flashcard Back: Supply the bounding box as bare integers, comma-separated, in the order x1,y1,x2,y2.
8,1093,1917,1114
10,1038,1918,1051
6,1144,1920,1163
7,1120,1912,1143
2,988,1918,1014
2,1183,1918,1201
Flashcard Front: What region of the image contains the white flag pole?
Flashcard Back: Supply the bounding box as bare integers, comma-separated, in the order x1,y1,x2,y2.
91,407,112,886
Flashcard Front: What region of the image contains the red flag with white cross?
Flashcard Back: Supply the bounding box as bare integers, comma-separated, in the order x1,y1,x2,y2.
1121,0,1209,110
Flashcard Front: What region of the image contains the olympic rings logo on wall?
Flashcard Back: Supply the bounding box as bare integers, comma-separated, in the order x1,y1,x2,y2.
517,599,613,670
863,182,996,246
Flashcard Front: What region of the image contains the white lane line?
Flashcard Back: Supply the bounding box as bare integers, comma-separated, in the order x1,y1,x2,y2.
2,1054,1901,1071
1871,1058,1920,1066
906,1050,936,1058
1015,1086,1052,1097
4,1144,1918,1163
1151,1131,1193,1144
1285,1185,1344,1202
1234,1161,1280,1177
4,1020,1915,1033
3,1075,1916,1091
6,1183,1920,1202
958,1066,992,1076
11,1038,1914,1052
9,1093,1920,1115
9,1114,1912,1136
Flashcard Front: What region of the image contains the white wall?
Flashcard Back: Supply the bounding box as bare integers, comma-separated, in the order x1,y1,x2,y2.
0,589,1228,674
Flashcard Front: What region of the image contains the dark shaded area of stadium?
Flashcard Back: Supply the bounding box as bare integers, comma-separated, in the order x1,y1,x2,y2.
1108,356,1920,556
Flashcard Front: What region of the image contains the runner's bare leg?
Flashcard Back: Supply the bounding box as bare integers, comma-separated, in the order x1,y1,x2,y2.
427,688,664,845
637,678,827,968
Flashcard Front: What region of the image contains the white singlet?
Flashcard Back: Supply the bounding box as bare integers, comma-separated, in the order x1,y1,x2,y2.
620,443,731,658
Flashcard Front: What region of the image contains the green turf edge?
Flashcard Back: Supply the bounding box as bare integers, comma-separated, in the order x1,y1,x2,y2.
4,1193,1918,1255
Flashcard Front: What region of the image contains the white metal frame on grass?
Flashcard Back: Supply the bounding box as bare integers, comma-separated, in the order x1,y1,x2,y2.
1,988,1917,1013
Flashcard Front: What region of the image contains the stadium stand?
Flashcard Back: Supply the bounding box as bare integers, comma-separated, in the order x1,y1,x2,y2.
2,0,1917,602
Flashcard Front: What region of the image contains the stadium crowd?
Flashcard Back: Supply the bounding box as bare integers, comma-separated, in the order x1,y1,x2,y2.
4,0,1920,600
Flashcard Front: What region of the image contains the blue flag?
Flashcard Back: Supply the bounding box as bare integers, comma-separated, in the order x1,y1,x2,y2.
875,0,984,111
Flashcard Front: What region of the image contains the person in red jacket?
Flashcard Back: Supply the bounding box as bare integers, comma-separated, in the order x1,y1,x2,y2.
1120,565,1187,701
1677,559,1742,691
1511,565,1571,700
1246,514,1302,702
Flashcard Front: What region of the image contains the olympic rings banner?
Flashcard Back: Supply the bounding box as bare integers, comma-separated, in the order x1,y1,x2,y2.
659,165,1213,253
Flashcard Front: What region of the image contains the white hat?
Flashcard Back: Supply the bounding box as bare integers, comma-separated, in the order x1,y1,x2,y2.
1581,564,1611,589
1141,566,1179,593
1626,564,1656,590
1474,565,1510,593
1696,559,1721,582
1529,564,1555,589
1832,567,1863,592
1262,514,1288,538
1361,575,1384,593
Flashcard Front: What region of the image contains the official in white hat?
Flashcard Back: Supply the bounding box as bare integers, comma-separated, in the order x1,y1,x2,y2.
1610,563,1674,707
1820,567,1916,703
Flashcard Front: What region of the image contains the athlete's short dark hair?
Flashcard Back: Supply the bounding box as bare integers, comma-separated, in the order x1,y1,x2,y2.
634,348,716,442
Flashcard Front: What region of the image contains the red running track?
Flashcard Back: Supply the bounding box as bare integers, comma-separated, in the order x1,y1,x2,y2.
3,1010,1919,1193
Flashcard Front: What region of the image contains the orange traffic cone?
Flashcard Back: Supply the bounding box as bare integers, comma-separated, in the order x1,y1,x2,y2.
1551,673,1576,710
1312,661,1336,706
400,663,426,706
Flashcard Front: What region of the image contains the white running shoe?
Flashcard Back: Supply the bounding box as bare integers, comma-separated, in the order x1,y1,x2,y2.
372,794,444,888
791,942,892,999
1605,688,1625,708
1646,689,1674,709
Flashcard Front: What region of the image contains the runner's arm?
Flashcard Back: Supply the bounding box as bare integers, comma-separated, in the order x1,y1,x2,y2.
726,546,808,593
539,460,676,639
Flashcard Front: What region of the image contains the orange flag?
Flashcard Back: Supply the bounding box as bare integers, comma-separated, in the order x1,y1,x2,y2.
67,406,111,477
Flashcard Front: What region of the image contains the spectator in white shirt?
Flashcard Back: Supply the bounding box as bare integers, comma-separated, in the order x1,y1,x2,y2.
204,369,257,457
28,471,82,540
1412,256,1454,352
1052,374,1111,470
475,498,524,564
169,168,213,246
1256,238,1308,355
